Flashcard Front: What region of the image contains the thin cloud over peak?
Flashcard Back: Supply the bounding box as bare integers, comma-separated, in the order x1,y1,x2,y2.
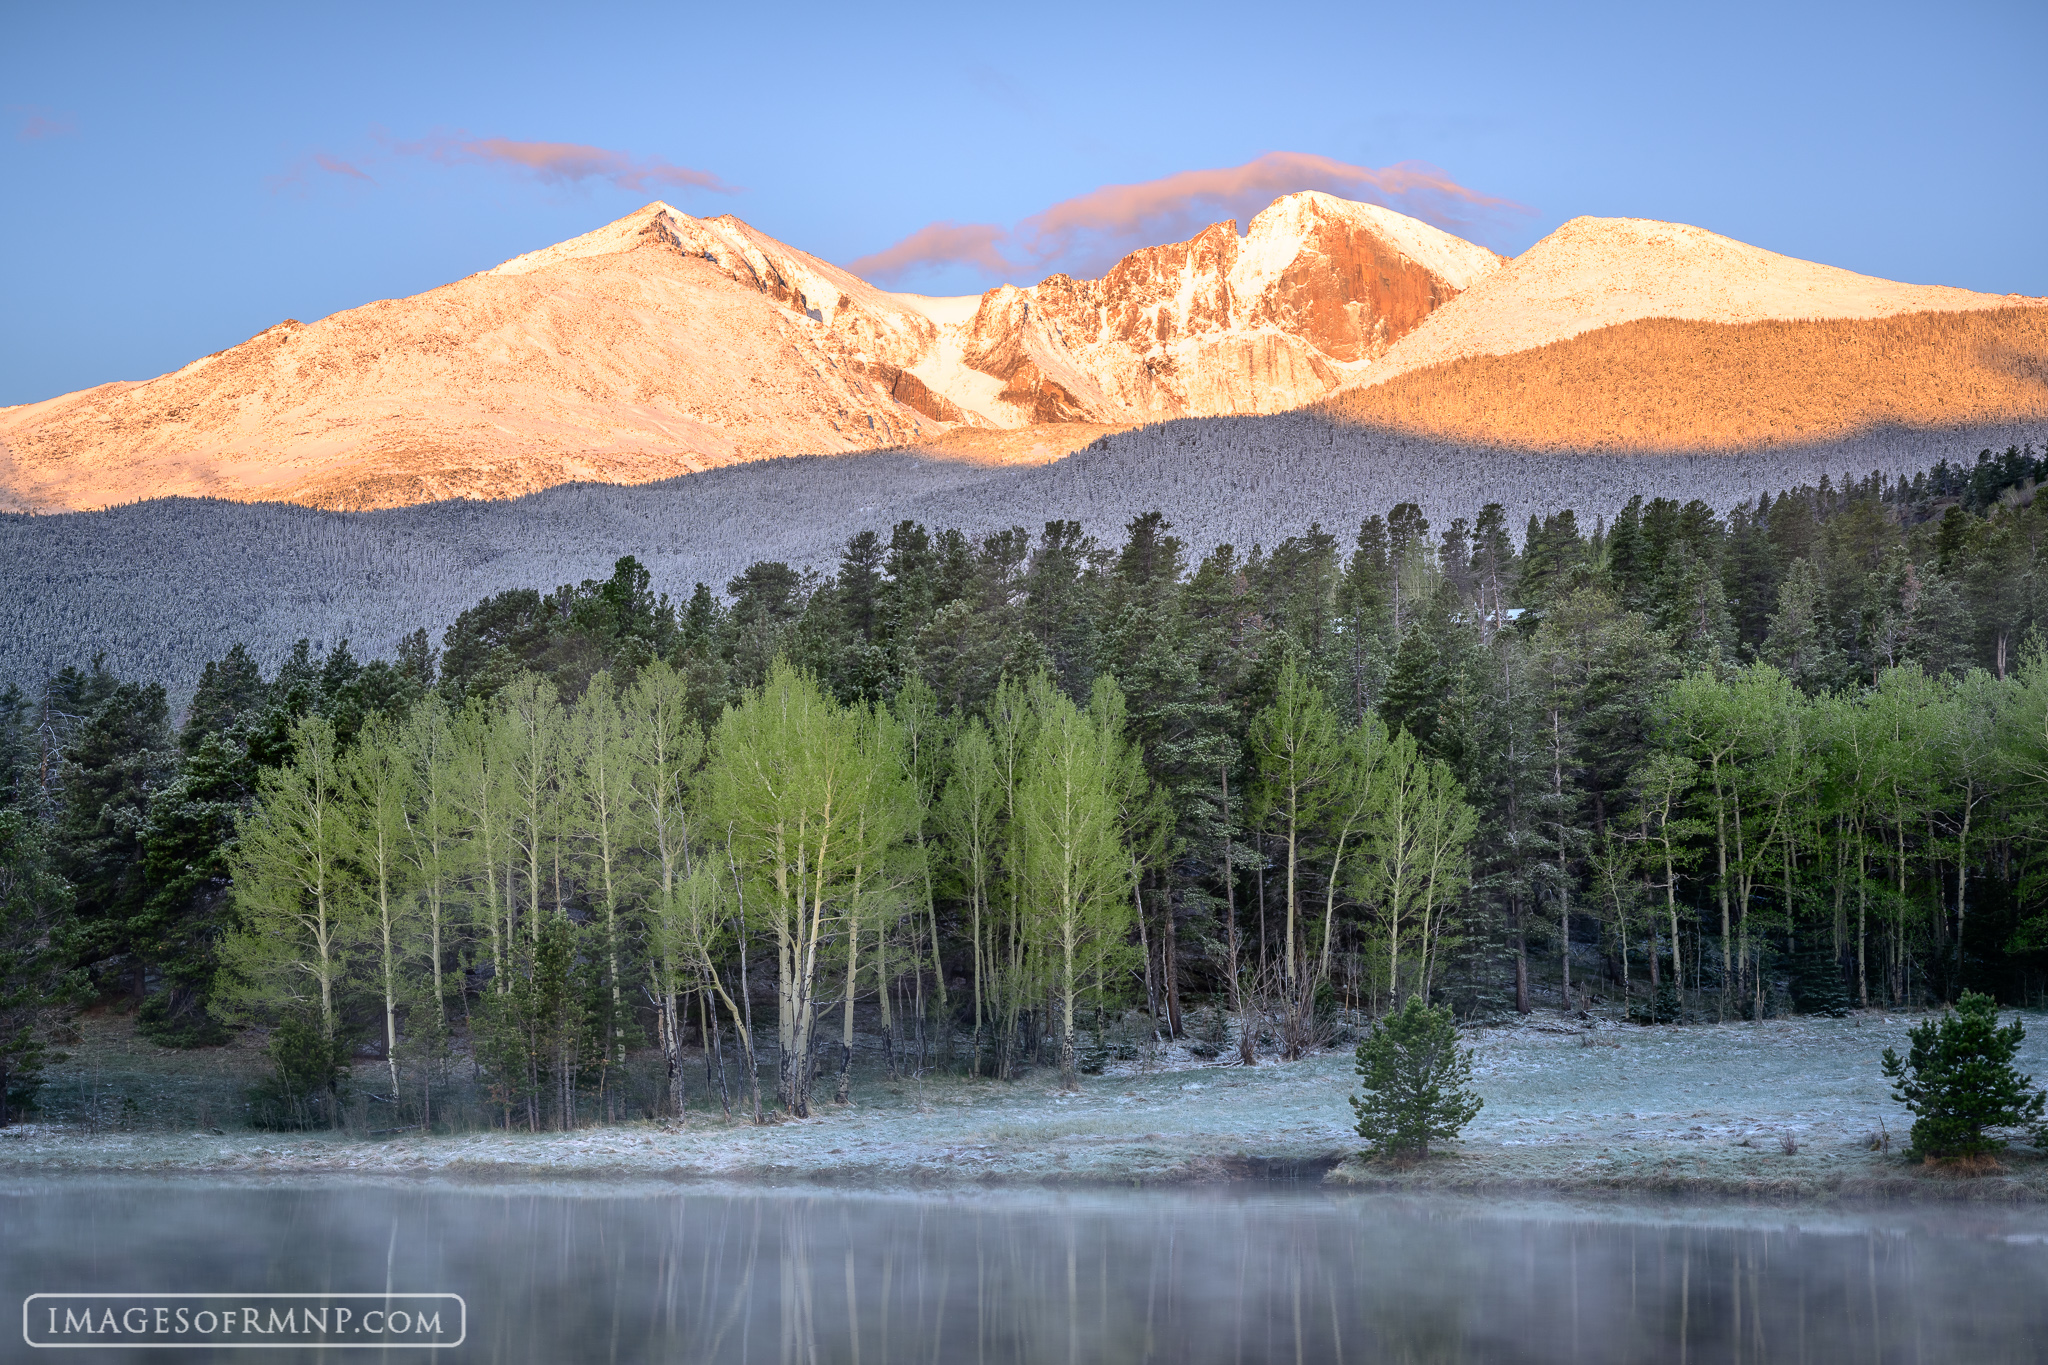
848,152,1531,286
385,132,739,195
847,222,1012,281
270,131,736,197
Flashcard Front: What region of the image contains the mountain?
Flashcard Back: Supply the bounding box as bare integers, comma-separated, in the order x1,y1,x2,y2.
0,206,950,512
1345,216,2040,392
908,192,1502,427
1325,308,2048,451
0,193,1498,512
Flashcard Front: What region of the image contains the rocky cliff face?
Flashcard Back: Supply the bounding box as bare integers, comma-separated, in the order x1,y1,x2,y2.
915,191,1504,427
0,195,1488,510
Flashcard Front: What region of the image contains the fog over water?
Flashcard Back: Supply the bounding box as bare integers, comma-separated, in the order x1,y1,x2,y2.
5,1180,2047,1363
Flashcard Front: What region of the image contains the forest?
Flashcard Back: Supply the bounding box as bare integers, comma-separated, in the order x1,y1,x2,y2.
2,442,2045,1131
7,415,2021,709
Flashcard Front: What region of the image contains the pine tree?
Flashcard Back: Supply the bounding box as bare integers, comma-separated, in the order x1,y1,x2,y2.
1788,938,1851,1017
0,809,79,1126
1349,994,1483,1159
1881,991,2046,1159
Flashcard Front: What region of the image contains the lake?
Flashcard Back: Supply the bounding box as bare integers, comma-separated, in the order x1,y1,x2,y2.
4,1179,2045,1362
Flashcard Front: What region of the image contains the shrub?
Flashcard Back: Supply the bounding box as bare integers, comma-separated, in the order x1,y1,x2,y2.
1349,995,1484,1159
136,987,228,1048
1632,977,1683,1025
1789,942,1851,1018
247,1014,349,1130
1880,991,2046,1160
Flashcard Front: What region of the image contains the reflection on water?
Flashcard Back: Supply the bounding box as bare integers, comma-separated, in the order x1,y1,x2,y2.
5,1180,2047,1363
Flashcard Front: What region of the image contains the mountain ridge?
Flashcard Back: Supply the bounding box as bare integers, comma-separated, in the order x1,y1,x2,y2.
0,193,1502,511
1,196,2038,513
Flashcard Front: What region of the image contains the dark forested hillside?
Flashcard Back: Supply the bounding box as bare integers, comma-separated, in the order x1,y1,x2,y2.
4,438,2047,1130
6,418,2037,706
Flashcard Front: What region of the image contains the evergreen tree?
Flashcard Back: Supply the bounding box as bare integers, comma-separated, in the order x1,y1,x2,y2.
1881,991,2046,1158
134,731,250,1045
0,809,79,1125
1349,994,1483,1159
55,680,175,979
180,644,268,755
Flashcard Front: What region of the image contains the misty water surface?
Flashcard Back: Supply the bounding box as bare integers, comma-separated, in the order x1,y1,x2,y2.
4,1179,2046,1363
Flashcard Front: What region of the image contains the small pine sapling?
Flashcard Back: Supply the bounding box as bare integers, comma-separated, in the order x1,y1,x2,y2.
1788,940,1851,1018
1880,991,2046,1161
1350,995,1484,1159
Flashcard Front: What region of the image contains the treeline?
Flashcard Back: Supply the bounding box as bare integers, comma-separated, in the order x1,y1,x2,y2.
2,444,2046,1128
6,417,1993,709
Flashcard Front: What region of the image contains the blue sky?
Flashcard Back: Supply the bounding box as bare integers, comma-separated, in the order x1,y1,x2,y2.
3,0,2042,407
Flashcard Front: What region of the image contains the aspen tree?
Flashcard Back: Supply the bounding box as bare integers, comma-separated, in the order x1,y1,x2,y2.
891,677,949,1031
1630,751,1700,994
984,676,1038,1078
1934,669,2010,977
1411,758,1477,1001
833,702,913,1103
1017,676,1137,1088
496,674,566,945
397,698,462,1037
623,662,704,1119
1316,716,1393,995
342,717,415,1106
1659,669,1768,1017
1358,729,1427,1007
570,672,634,1095
1247,658,1348,999
940,718,1003,1075
700,662,872,1117
451,701,508,994
218,717,357,1120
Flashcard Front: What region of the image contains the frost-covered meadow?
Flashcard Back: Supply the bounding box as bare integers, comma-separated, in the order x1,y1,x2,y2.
10,1010,2047,1199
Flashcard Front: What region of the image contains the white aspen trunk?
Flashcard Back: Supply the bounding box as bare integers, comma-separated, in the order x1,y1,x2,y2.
1955,791,1972,975
1714,764,1731,1020
1857,829,1869,1008
837,908,859,1103
1318,827,1352,989
1283,786,1300,991
379,844,399,1106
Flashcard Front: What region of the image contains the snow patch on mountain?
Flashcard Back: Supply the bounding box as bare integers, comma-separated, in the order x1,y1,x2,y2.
1351,215,2046,391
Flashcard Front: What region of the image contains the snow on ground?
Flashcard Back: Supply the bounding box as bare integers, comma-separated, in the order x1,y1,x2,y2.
886,293,985,327
8,1012,2047,1199
1352,215,2045,391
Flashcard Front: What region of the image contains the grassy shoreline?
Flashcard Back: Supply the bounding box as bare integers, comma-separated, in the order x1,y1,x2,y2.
9,1009,2048,1201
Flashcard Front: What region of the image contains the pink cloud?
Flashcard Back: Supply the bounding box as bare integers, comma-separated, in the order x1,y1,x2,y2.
266,150,377,195
1022,152,1525,263
312,152,374,183
386,132,737,195
846,221,1010,280
848,151,1531,285
12,106,77,141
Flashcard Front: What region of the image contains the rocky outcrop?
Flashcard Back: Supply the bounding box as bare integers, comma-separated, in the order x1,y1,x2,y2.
917,192,1505,426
